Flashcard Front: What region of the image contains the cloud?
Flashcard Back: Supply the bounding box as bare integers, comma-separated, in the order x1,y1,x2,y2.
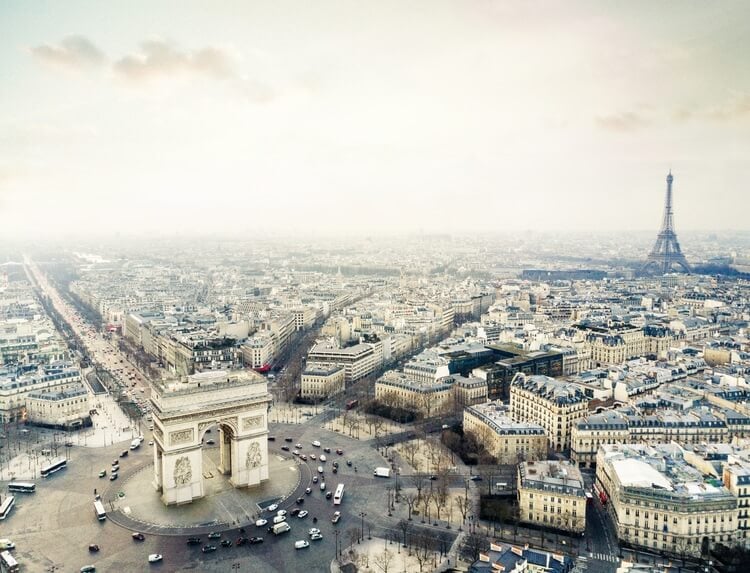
676,94,750,122
30,35,105,70
113,40,236,81
595,112,650,132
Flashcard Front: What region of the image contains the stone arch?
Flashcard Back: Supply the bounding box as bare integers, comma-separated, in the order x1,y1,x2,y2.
150,371,272,506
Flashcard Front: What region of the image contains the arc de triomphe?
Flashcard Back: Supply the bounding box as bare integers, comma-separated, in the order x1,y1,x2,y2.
150,370,272,505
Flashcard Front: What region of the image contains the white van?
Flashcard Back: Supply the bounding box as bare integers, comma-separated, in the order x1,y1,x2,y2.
273,515,287,524
311,440,321,447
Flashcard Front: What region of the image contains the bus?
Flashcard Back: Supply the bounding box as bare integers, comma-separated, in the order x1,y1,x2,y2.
345,400,359,410
0,496,14,520
333,483,344,505
94,499,107,521
7,482,35,494
40,457,67,478
0,550,19,573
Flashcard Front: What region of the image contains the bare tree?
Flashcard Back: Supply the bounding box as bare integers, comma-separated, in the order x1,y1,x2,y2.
403,491,418,520
463,532,489,562
397,518,412,546
347,527,359,550
420,490,433,523
455,494,472,525
412,535,433,573
409,473,427,501
373,548,394,573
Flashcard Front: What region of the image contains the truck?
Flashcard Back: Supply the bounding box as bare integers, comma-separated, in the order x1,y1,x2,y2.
271,522,291,535
373,467,391,478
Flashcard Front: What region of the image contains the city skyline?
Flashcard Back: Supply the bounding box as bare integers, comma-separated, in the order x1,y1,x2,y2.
2,1,749,239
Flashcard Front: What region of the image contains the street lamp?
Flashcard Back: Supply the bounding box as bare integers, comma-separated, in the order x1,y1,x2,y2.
359,511,367,543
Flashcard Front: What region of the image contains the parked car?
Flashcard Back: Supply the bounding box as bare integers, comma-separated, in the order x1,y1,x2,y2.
207,532,221,539
236,537,247,546
277,509,287,517
311,532,323,540
109,473,118,481
255,519,268,527
267,504,279,512
281,445,290,451
98,470,107,478
297,510,308,518
295,540,310,549
323,447,331,453
248,537,264,544
336,448,344,455
148,554,163,563
220,539,232,547
290,508,301,516
201,545,217,553
285,437,293,442
88,544,100,552
186,537,201,545
132,532,145,541
308,528,321,536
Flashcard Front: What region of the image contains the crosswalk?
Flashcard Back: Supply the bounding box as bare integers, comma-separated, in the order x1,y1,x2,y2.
589,552,620,563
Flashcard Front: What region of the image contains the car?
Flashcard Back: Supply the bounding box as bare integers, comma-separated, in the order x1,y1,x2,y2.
292,450,300,456
428,475,438,481
312,476,318,483
297,510,308,518
320,455,327,462
80,567,96,573
205,439,215,445
296,497,304,505
295,540,310,549
300,454,307,461
311,532,323,540
255,518,268,527
268,436,276,441
308,528,321,536
88,544,100,552
295,443,302,449
281,445,290,451
236,537,247,546
120,450,129,457
326,491,333,499
248,537,264,544
311,440,321,447
207,532,221,539
98,470,107,478
112,460,119,466
332,467,338,474
346,460,352,466
109,473,118,481
320,482,326,491
148,440,153,446
186,537,202,545
305,487,312,494
336,448,344,455
285,437,293,442
317,466,324,474
277,509,287,517
323,447,331,453
148,554,163,563
290,507,301,516
220,539,232,547
267,504,279,512
132,532,145,541
331,511,341,523
309,454,316,460
332,461,339,468
470,475,483,481
201,545,217,553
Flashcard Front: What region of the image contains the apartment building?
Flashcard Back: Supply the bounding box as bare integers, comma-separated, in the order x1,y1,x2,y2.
241,331,276,369
510,374,589,452
723,458,750,547
0,363,82,423
596,444,738,557
300,363,345,400
26,383,90,428
517,460,586,534
375,371,455,417
572,408,730,468
307,341,379,383
464,402,547,464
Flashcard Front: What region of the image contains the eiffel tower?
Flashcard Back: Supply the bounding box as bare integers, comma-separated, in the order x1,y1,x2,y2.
642,170,691,274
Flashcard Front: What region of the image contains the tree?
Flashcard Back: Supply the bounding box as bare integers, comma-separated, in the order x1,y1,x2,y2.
401,440,421,470
455,495,472,525
409,473,427,501
412,535,434,573
403,491,418,520
463,532,489,562
420,490,433,523
397,518,412,546
373,548,394,573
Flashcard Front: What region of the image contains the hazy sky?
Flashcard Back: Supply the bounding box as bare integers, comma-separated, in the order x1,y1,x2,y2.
1,1,749,239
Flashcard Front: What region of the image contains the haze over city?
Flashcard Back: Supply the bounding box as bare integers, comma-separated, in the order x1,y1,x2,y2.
1,0,749,240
